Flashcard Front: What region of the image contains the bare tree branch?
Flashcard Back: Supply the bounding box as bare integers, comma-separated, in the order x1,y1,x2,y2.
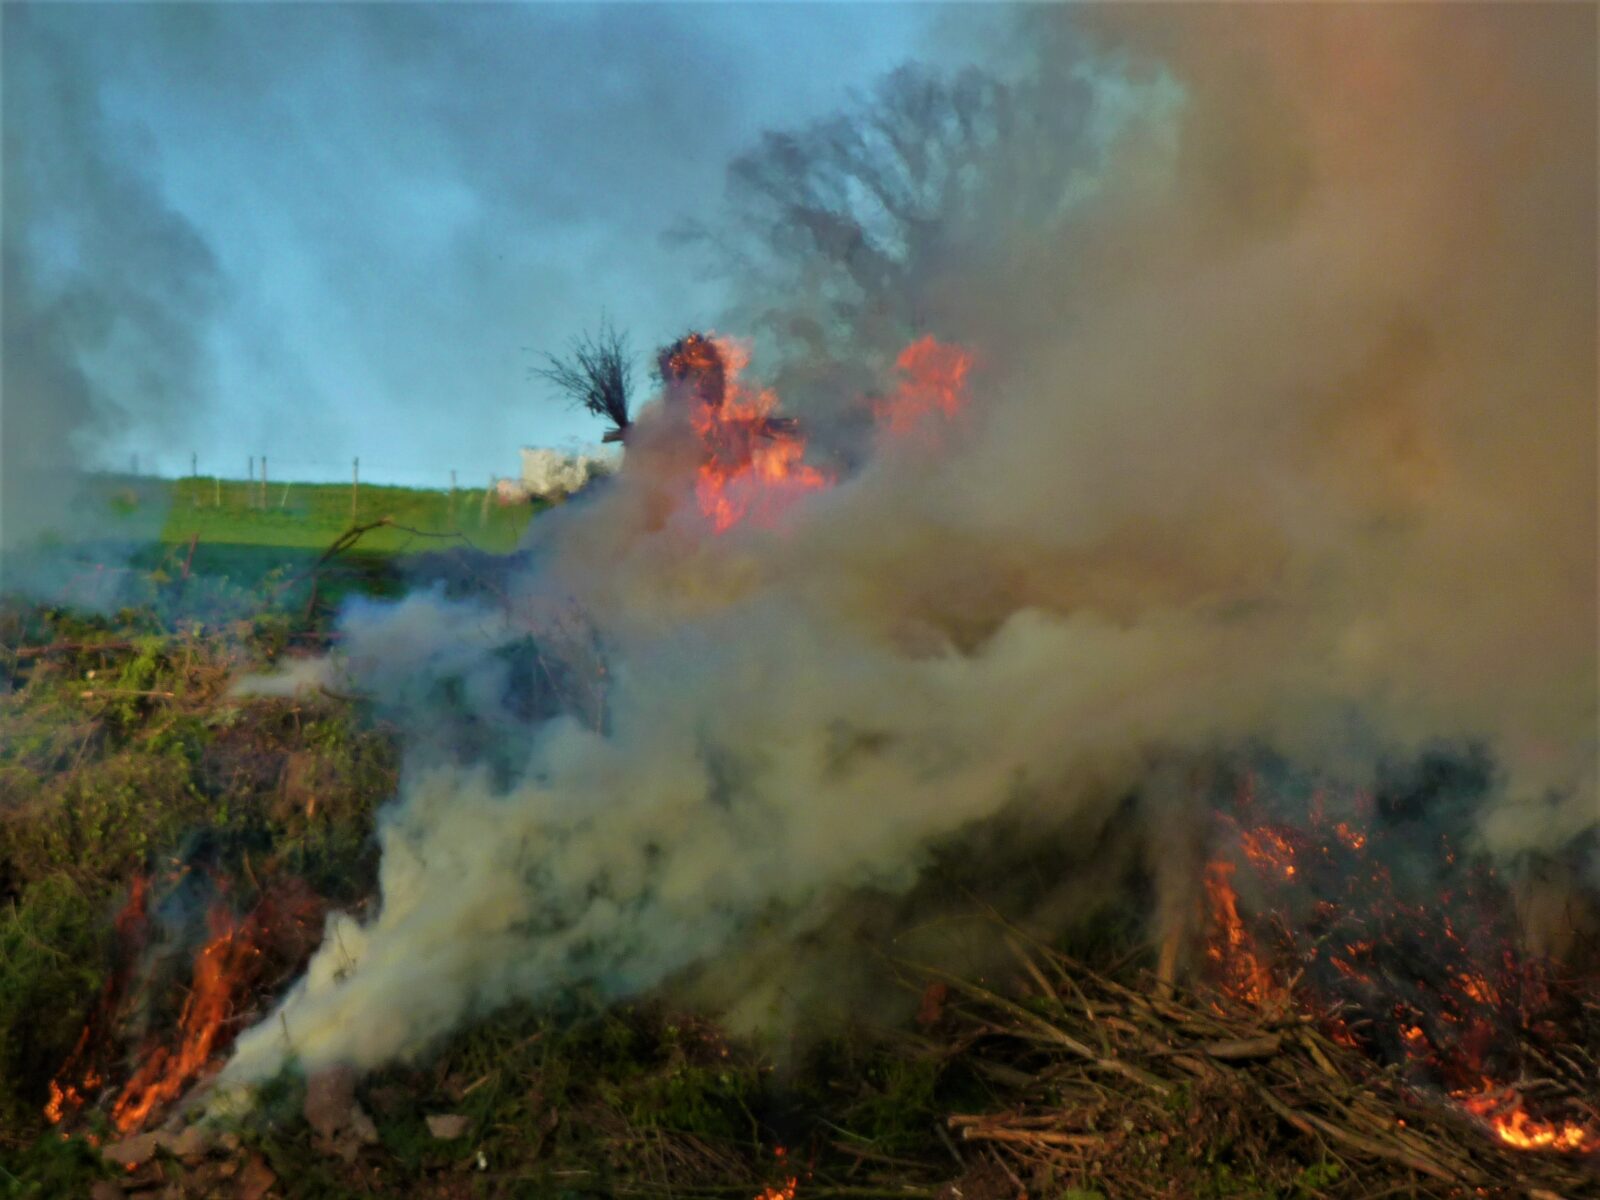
533,318,634,439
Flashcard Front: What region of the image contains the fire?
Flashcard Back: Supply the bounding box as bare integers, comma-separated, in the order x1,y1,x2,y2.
1202,862,1285,1009
874,335,973,438
673,334,829,533
1201,776,1600,1155
45,875,150,1127
1238,825,1297,881
47,876,322,1135
667,332,972,533
109,903,263,1133
1455,1083,1598,1152
752,1145,799,1200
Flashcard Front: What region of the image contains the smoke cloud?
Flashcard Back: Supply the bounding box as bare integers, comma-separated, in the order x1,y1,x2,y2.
1,7,222,569
219,6,1596,1088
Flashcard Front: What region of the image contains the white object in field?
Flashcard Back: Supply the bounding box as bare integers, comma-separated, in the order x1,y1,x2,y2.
518,445,618,499
495,477,532,505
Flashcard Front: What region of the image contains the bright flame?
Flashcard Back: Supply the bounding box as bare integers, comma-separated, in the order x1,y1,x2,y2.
682,333,972,533
752,1145,799,1200
45,876,149,1127
1201,861,1283,1009
1203,785,1600,1156
1454,1083,1599,1153
109,904,263,1133
48,877,320,1136
687,335,828,533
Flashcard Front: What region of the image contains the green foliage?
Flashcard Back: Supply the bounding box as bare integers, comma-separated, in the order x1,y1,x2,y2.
0,878,109,1133
162,478,542,556
1294,1160,1343,1194
0,1131,110,1197
0,604,398,1141
5,751,201,882
836,1051,943,1152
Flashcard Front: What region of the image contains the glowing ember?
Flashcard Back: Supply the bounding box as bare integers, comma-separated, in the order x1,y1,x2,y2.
1238,825,1297,881
1201,774,1600,1155
752,1145,799,1200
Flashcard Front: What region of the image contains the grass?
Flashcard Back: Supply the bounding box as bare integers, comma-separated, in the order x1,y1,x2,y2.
160,477,543,556
6,499,1578,1199
11,474,547,621
0,587,998,1197
0,602,399,1143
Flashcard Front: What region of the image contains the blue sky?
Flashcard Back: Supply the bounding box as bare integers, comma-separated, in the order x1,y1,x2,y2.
4,3,972,488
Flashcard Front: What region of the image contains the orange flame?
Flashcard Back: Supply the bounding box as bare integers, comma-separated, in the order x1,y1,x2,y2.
45,876,149,1127
874,336,973,439
679,333,972,532
686,335,828,533
752,1145,799,1200
1202,862,1284,1009
48,876,323,1135
1203,785,1600,1156
109,904,264,1133
1238,825,1297,881
1454,1082,1599,1153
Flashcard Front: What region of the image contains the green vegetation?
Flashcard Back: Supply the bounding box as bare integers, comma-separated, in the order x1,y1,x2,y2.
0,603,398,1141
1,511,1572,1200
160,477,543,556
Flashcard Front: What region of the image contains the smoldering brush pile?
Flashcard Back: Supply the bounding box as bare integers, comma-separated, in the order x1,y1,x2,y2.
911,933,1598,1200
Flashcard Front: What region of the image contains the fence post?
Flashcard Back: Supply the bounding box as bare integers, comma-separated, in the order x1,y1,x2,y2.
449,468,457,527
352,457,360,524
214,476,221,508
260,456,268,510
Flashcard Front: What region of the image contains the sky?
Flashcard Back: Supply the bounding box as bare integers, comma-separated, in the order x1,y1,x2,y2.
2,3,958,491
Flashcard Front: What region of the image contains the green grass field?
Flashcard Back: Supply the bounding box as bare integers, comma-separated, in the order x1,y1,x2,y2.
160,477,542,556
7,475,547,617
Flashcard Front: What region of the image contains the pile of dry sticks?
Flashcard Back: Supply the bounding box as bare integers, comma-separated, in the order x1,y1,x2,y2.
914,931,1598,1200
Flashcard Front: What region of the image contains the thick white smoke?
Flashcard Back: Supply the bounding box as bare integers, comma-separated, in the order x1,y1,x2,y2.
219,7,1595,1087
518,446,618,499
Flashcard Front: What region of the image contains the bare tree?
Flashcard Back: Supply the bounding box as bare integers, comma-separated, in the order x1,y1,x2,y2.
675,54,1097,447
534,319,634,443
695,61,1094,343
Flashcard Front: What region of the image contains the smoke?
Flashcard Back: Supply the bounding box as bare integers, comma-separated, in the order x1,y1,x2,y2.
218,6,1595,1088
518,446,619,499
1,7,223,571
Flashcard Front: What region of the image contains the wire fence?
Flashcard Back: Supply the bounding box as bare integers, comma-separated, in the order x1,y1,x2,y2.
124,452,524,493
119,453,544,548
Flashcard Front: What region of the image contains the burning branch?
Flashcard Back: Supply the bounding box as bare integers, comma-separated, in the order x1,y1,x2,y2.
910,933,1599,1199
